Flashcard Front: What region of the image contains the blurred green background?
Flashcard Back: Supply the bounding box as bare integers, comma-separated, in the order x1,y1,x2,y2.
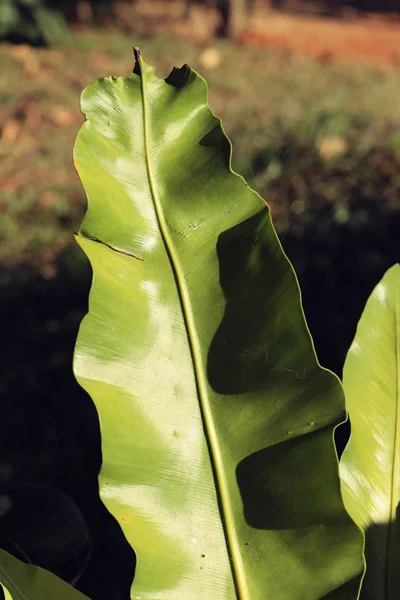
0,1,399,599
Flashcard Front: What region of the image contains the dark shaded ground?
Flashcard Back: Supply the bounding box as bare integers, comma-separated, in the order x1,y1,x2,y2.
1,168,399,598
0,189,397,595
280,206,400,454
0,253,135,599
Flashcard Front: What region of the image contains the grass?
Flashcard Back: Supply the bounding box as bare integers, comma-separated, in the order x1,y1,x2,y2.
1,28,400,284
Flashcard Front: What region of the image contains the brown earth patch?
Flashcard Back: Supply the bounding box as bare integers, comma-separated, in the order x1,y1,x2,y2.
129,1,400,67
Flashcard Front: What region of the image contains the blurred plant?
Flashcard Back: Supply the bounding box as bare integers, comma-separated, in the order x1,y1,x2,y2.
233,117,400,235
0,0,68,46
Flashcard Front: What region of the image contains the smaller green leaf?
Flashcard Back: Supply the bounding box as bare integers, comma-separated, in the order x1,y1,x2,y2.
0,549,89,600
339,264,400,600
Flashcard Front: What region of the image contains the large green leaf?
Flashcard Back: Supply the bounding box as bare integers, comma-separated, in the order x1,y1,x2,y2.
73,50,364,599
0,549,88,600
339,264,400,600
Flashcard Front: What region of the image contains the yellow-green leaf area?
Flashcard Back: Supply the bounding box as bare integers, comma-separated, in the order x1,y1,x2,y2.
340,264,400,600
73,51,364,599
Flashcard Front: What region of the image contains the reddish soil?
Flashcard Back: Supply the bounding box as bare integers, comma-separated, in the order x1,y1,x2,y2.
238,12,400,67
131,1,400,67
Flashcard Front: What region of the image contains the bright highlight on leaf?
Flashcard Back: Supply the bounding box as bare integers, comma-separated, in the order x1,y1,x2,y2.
72,50,364,599
340,264,400,600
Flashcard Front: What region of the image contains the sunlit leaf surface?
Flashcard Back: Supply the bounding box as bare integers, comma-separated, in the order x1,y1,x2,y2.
340,264,400,600
73,50,364,599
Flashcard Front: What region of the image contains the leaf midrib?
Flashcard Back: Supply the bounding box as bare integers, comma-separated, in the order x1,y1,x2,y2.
136,53,246,600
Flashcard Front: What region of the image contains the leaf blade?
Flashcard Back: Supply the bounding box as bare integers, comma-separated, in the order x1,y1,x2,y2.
340,264,400,600
0,549,89,600
74,54,364,599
